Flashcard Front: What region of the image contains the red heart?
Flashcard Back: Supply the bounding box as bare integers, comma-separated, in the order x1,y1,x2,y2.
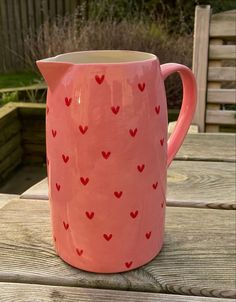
111,106,120,115
130,210,138,219
63,221,69,230
62,154,69,163
56,183,60,191
80,177,89,186
161,202,164,208
160,138,164,146
79,125,88,134
152,182,158,190
95,74,105,84
76,248,83,256
52,129,57,137
146,231,152,239
114,191,122,199
129,128,137,137
138,82,145,92
86,211,94,219
46,106,49,114
65,97,72,106
53,236,56,242
137,164,145,173
155,105,160,115
125,261,133,268
103,233,112,241
102,151,111,159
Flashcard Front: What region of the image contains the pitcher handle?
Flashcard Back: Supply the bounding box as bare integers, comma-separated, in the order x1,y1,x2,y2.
160,63,197,167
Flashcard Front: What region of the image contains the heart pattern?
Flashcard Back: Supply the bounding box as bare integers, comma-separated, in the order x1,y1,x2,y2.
79,125,88,135
65,97,72,106
138,82,145,92
125,261,133,268
49,75,165,272
56,183,61,191
111,106,120,115
102,151,111,159
76,248,83,256
152,182,158,190
155,105,160,115
63,221,69,230
86,211,94,219
80,177,89,186
114,191,123,199
103,233,112,241
95,74,105,84
137,164,145,173
129,128,137,137
130,210,138,219
62,154,69,163
52,129,57,137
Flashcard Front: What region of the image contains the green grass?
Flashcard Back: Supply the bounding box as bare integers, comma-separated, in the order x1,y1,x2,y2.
0,71,42,89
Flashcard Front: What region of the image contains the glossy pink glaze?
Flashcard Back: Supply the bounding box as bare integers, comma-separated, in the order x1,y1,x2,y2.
37,50,196,273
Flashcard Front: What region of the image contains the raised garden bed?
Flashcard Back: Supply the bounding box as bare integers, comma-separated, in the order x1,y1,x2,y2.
0,102,46,191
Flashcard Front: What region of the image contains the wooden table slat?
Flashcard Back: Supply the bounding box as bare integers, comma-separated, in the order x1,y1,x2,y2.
174,133,236,163
0,193,19,208
0,198,235,299
0,283,233,302
20,159,236,209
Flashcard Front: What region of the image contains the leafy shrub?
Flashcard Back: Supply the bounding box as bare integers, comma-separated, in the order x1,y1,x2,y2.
24,13,192,108
0,91,19,106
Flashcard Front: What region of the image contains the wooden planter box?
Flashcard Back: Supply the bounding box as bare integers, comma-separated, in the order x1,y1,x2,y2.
0,102,179,185
0,102,46,184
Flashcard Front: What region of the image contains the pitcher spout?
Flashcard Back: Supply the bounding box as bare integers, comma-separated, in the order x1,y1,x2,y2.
36,58,72,91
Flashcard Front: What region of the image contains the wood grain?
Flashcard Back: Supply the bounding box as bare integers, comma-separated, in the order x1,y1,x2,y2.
0,147,23,180
167,160,236,209
23,143,46,154
0,283,234,302
207,89,236,104
20,160,236,209
208,67,236,82
209,45,236,60
0,194,18,208
0,103,18,129
206,39,223,133
0,120,21,146
175,133,236,162
210,10,236,38
192,5,211,132
0,0,10,70
192,7,236,132
22,131,45,143
6,0,16,67
206,110,236,125
0,134,21,163
0,198,235,299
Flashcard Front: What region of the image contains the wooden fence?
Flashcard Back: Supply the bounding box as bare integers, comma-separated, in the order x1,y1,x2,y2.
0,0,81,72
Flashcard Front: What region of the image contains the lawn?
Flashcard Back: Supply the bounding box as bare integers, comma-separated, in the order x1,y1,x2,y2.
0,71,42,89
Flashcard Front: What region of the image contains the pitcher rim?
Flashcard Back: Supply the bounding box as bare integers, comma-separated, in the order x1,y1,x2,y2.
36,50,158,66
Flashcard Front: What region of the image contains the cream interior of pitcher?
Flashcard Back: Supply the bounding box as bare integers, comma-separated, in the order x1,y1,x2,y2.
43,50,156,64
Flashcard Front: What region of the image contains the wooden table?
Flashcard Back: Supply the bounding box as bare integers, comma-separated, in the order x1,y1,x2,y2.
0,133,235,301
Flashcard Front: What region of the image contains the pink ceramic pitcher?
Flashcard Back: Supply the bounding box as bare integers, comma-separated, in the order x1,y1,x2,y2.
37,50,196,273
